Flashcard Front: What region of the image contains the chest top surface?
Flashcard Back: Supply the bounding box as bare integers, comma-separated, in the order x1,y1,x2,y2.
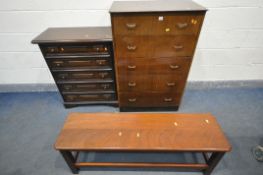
31,27,112,44
109,0,207,13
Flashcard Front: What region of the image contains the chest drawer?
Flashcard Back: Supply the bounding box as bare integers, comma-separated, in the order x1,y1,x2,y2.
112,12,204,36
152,12,204,36
47,57,112,69
117,57,191,75
59,83,115,92
115,36,149,58
43,44,110,55
115,35,196,58
112,14,153,35
151,35,196,57
119,92,180,107
53,71,113,82
64,93,116,102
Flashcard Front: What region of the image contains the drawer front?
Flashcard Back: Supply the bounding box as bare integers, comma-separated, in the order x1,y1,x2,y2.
54,71,113,82
115,36,150,58
112,14,153,35
118,75,149,92
112,12,204,36
152,12,204,35
43,44,110,55
117,57,191,75
47,57,112,69
64,93,116,102
119,92,180,107
59,83,115,92
151,35,196,58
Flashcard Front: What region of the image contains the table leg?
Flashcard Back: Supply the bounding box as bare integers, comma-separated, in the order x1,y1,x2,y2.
203,152,225,175
60,150,79,174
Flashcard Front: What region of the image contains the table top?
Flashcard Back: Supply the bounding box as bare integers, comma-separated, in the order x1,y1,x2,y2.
54,113,231,152
110,0,207,13
31,27,112,44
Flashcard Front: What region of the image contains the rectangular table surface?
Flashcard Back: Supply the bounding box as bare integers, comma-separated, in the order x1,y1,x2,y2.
55,113,231,152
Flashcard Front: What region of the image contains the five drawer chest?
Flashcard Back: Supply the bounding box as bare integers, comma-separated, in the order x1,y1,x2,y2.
32,27,118,108
110,1,206,111
32,1,206,111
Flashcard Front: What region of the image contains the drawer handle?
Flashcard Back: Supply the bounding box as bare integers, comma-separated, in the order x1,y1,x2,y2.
128,82,136,87
54,61,64,67
99,73,108,78
64,85,72,90
60,74,68,79
127,65,136,69
50,48,55,53
170,65,180,69
173,45,184,50
128,98,137,102
102,84,109,89
126,23,137,29
167,82,175,87
59,47,64,52
177,23,188,29
127,45,137,51
164,98,173,102
96,60,106,65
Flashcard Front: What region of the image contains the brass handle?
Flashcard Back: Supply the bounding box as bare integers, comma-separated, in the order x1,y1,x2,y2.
173,45,184,50
50,48,55,52
128,82,136,87
167,82,175,87
128,98,137,102
67,96,75,100
102,84,109,89
177,23,188,29
60,74,68,79
128,65,136,69
96,60,106,65
126,23,137,29
170,65,180,69
64,86,71,90
59,47,64,52
164,98,173,102
127,45,137,51
99,73,107,78
54,61,63,67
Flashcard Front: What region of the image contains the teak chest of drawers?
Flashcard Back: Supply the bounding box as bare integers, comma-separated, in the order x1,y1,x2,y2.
110,1,206,111
32,27,118,108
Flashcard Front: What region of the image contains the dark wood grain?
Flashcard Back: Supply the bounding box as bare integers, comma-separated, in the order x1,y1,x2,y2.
54,113,231,152
32,27,112,44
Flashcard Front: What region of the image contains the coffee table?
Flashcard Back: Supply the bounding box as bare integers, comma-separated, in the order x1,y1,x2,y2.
55,113,231,174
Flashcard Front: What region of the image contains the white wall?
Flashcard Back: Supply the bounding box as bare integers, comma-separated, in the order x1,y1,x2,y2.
0,0,262,84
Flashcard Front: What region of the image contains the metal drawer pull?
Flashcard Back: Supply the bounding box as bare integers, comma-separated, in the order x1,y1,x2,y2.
177,23,188,29
126,23,137,29
128,65,136,69
128,82,136,87
64,86,72,90
164,98,173,102
170,65,180,69
102,84,109,89
54,61,64,67
50,48,55,52
99,73,108,78
173,45,184,50
59,47,64,52
127,45,137,51
60,74,68,79
128,98,137,102
167,82,175,86
96,60,106,65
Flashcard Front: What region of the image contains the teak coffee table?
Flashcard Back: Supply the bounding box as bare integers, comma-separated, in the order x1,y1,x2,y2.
55,113,231,174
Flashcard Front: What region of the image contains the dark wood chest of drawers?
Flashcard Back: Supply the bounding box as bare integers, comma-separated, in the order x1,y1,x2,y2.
32,27,118,107
110,1,206,111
